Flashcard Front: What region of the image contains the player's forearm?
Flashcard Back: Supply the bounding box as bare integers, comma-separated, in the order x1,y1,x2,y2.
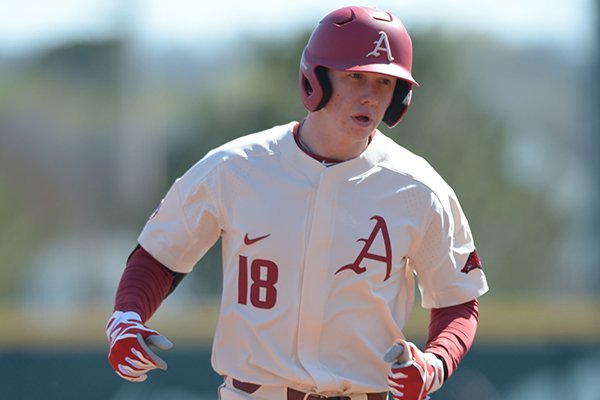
424,298,479,379
114,245,183,322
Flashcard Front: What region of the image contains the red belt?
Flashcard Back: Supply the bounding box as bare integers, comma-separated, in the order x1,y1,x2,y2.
232,378,387,400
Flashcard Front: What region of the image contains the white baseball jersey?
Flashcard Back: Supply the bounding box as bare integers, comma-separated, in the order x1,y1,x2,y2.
138,121,488,394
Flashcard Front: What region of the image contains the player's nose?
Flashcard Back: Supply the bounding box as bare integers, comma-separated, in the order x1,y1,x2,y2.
359,85,380,106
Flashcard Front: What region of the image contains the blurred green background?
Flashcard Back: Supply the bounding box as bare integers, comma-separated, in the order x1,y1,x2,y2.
0,1,598,399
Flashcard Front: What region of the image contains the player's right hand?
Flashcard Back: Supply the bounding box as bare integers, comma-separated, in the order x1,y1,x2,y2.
106,310,173,382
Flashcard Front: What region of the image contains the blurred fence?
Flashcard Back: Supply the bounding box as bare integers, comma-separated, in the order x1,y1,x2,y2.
1,343,599,400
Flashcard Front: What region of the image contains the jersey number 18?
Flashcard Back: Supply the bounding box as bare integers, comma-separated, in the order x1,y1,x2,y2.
238,255,279,309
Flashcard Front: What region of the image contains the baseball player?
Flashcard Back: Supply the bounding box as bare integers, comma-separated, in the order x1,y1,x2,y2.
106,6,488,400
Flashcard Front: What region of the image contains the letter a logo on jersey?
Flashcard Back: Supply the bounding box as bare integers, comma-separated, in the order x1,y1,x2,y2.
366,31,394,62
335,216,393,281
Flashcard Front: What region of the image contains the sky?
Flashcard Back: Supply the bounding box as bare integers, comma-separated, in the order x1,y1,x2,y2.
0,0,596,59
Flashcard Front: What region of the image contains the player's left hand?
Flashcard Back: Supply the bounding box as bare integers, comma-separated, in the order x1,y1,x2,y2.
106,311,173,382
385,341,444,400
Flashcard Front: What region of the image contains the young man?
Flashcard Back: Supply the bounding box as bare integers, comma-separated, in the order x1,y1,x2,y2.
106,6,488,400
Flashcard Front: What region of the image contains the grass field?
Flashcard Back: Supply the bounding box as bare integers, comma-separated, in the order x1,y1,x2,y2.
0,297,598,348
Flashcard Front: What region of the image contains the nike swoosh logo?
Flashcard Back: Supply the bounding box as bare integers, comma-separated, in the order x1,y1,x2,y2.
243,233,271,245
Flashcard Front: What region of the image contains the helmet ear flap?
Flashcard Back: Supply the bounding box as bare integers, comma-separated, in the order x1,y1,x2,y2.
383,80,412,128
314,67,332,111
300,66,333,111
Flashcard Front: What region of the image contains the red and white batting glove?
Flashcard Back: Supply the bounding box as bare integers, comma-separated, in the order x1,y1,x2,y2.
385,341,444,400
106,311,173,382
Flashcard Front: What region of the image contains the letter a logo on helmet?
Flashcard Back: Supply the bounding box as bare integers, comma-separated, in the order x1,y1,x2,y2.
366,31,394,62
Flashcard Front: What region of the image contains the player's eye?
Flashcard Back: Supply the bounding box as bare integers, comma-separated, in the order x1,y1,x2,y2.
349,72,363,80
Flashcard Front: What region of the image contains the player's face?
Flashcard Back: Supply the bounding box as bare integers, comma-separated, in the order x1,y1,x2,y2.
324,69,396,139
302,69,397,160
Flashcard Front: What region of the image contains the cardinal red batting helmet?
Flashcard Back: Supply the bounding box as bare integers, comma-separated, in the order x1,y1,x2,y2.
300,6,418,127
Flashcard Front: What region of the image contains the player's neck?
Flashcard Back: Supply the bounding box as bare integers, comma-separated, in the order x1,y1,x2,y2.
300,116,370,162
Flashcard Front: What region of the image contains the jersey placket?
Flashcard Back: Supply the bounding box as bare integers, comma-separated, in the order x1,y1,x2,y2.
296,164,346,389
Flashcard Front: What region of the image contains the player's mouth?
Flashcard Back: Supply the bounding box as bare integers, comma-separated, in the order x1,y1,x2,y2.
351,114,373,126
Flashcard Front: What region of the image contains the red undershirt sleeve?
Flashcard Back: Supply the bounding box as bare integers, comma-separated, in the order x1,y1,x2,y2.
113,246,175,323
424,298,480,380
